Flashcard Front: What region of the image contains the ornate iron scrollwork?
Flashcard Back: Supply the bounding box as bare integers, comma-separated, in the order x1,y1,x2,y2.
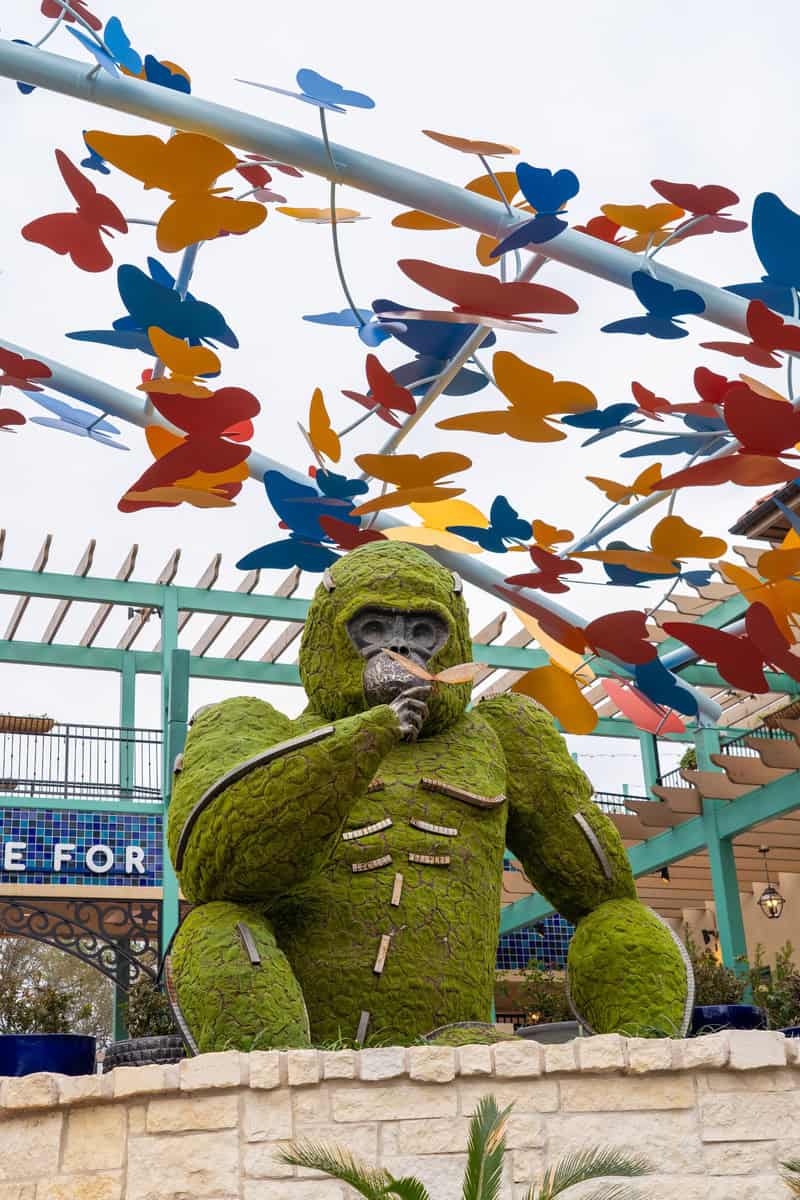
0,897,160,989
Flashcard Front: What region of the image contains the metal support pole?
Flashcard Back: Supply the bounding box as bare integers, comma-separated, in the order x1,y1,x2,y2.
695,728,749,975
118,654,136,798
159,590,180,958
111,936,130,1042
638,731,661,800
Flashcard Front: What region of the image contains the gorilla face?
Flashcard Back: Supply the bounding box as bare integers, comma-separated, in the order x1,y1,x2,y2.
346,606,449,706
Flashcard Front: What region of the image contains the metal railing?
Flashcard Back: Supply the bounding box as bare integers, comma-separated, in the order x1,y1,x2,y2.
0,723,162,803
594,791,651,813
654,765,694,790
656,717,797,788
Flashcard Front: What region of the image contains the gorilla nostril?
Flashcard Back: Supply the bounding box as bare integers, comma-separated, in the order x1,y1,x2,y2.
390,641,410,656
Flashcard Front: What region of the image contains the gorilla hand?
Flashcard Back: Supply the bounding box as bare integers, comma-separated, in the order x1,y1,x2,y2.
389,685,430,742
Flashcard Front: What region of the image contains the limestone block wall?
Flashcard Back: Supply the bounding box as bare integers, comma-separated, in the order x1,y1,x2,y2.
0,1031,797,1199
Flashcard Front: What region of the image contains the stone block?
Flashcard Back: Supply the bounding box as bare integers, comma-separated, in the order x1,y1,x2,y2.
560,1074,695,1112
459,1078,558,1115
287,1050,321,1087
382,1154,470,1197
704,1141,778,1174
675,1032,730,1071
511,1148,544,1184
492,1040,542,1078
127,1105,146,1135
332,1083,457,1123
505,1113,545,1150
728,1031,788,1070
112,1064,171,1100
2,1073,59,1110
293,1082,331,1125
179,1049,242,1091
542,1041,578,1074
244,1087,294,1142
408,1046,456,1083
578,1034,626,1072
703,1067,796,1092
547,1111,704,1173
57,1073,112,1106
457,1044,492,1076
62,1104,126,1172
382,1117,471,1155
126,1129,239,1198
293,1122,378,1178
146,1093,238,1132
243,1182,343,1200
322,1050,357,1080
0,1112,62,1181
700,1092,800,1141
36,1178,122,1200
250,1051,281,1090
626,1037,674,1074
358,1047,406,1081
0,1187,34,1200
243,1142,296,1179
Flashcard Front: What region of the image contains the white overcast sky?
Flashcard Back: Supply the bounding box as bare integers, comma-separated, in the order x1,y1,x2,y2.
1,0,798,792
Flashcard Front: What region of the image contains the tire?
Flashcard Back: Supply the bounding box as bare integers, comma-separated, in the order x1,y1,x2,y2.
102,1034,186,1073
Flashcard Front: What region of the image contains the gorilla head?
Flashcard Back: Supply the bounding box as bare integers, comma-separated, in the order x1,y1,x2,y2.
298,541,473,736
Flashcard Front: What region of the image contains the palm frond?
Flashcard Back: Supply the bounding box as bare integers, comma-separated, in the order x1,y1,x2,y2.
277,1140,392,1198
579,1186,647,1200
384,1175,433,1200
782,1160,800,1196
527,1148,652,1200
461,1094,513,1200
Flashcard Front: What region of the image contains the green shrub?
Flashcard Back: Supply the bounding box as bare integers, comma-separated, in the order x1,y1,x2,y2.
747,943,800,1030
519,959,573,1026
684,930,746,1006
122,978,176,1039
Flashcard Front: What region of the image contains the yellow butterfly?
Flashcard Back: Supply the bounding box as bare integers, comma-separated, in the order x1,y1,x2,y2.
307,388,341,463
139,328,220,398
586,463,663,505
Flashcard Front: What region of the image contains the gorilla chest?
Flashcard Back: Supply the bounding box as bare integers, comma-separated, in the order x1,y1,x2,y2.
331,717,508,881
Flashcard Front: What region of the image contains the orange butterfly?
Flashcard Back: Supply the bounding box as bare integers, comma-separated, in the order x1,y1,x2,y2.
437,351,596,443
83,130,266,252
307,388,341,463
351,452,472,515
585,463,663,505
384,650,483,686
574,515,727,576
139,328,220,398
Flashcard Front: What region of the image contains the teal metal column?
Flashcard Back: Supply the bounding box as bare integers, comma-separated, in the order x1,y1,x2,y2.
638,731,661,799
159,589,181,959
695,728,749,974
111,938,130,1041
119,654,136,797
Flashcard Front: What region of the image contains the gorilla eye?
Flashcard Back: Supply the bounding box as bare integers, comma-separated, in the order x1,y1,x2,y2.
362,619,386,640
411,621,435,646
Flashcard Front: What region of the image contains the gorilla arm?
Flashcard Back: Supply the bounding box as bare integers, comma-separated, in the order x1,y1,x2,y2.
167,695,401,904
476,693,636,923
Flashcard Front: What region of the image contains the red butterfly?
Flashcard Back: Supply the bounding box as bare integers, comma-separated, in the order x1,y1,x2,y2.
318,516,387,550
657,381,800,490
394,259,578,332
573,216,624,245
0,409,25,432
632,367,728,422
662,602,800,694
22,150,127,273
0,347,51,392
504,546,583,594
341,354,416,428
40,0,101,29
701,300,800,368
650,179,746,237
495,591,657,665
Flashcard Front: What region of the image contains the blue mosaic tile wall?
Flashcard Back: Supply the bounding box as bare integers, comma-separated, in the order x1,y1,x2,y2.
496,913,575,971
0,808,162,886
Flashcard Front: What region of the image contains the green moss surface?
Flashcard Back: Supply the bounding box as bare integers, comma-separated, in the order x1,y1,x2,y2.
567,899,689,1037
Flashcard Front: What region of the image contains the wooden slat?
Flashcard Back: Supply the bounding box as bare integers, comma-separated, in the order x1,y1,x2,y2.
710,752,792,787
473,628,532,690
5,534,52,640
733,544,763,569
694,581,739,602
117,549,180,650
224,568,301,660
261,622,303,664
650,785,701,813
192,569,259,656
681,769,754,801
80,544,138,646
42,540,95,644
0,530,5,560
625,800,686,829
153,554,222,651
471,612,506,646
745,736,800,770
666,594,714,616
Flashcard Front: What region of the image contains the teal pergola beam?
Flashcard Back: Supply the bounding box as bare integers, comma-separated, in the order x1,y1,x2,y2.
695,728,748,973
0,794,160,815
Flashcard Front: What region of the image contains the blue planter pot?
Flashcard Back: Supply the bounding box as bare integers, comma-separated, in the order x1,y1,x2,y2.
0,1034,96,1077
690,1004,766,1036
782,1026,800,1038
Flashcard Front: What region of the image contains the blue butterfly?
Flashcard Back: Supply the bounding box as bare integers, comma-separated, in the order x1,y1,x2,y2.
726,192,800,314
599,541,677,589
681,413,727,434
490,164,580,257
236,470,353,572
237,69,372,114
66,25,119,77
314,469,369,502
11,40,35,94
303,308,395,347
104,16,142,74
621,432,727,459
80,131,110,174
562,403,643,447
67,261,238,353
448,496,531,553
26,392,128,450
634,658,699,717
601,270,705,339
373,299,495,394
143,55,191,93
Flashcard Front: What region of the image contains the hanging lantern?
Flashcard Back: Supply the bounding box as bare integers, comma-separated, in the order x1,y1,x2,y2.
757,846,785,920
